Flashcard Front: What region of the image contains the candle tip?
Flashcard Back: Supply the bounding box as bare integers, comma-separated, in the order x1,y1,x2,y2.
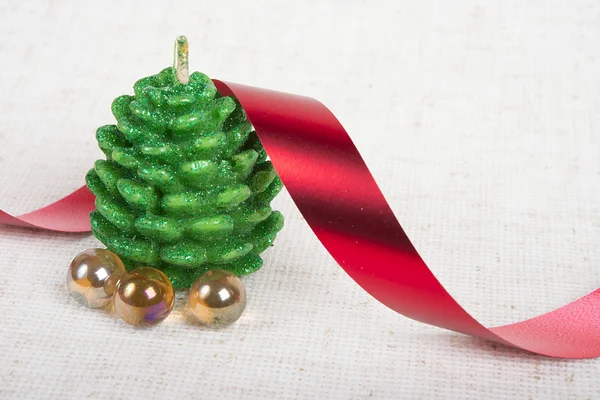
174,36,189,84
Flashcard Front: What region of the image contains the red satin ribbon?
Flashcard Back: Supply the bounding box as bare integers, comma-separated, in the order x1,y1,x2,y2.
0,186,94,232
1,80,598,358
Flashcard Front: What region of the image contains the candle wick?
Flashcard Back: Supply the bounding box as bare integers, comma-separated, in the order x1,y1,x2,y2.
174,35,189,84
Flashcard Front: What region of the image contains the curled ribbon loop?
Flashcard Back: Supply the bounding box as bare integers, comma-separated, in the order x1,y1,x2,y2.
214,80,600,359
1,80,599,358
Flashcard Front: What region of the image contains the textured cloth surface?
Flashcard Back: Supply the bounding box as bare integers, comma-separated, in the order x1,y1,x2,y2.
0,1,599,399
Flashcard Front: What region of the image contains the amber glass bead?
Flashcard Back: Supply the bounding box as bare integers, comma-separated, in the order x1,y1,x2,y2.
188,269,246,328
113,267,174,326
67,248,126,308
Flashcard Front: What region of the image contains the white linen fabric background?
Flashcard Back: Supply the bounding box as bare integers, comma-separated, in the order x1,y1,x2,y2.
1,0,599,399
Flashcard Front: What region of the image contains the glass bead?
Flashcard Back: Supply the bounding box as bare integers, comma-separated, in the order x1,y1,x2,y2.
188,269,246,328
113,267,174,326
67,248,126,308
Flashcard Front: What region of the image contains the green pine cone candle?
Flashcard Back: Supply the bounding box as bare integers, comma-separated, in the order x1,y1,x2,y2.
86,36,284,289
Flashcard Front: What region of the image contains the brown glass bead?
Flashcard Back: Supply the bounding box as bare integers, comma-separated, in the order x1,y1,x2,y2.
67,248,126,308
113,267,174,327
188,269,246,328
